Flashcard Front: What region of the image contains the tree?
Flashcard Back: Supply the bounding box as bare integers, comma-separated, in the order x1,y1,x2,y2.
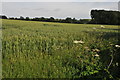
40,17,45,21
9,17,14,19
0,15,7,19
49,17,54,22
72,18,77,23
65,17,72,23
14,17,18,20
79,19,91,24
25,17,30,20
90,10,120,25
19,16,24,20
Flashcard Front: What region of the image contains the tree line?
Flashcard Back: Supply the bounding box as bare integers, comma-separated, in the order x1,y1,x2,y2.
90,10,120,25
0,15,91,24
0,9,120,25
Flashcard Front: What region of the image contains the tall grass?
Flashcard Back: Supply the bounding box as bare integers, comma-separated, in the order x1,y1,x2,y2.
2,19,119,79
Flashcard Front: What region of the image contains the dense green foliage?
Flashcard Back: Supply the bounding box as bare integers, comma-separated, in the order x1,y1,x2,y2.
9,16,87,24
1,19,120,79
90,10,120,25
0,15,7,19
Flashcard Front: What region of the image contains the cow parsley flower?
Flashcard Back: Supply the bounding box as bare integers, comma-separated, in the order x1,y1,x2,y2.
101,25,105,28
115,45,120,48
73,40,84,44
94,54,99,57
92,49,100,52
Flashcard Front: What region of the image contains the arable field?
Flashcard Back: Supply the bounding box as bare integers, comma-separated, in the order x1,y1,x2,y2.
1,19,120,79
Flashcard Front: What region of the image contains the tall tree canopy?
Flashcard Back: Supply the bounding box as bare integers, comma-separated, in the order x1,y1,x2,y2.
0,15,8,19
90,10,120,25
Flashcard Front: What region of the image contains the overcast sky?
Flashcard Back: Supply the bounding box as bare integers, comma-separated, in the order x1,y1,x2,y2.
1,0,120,2
1,2,119,19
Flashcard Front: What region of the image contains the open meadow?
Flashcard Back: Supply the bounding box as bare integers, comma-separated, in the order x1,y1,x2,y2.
1,19,120,78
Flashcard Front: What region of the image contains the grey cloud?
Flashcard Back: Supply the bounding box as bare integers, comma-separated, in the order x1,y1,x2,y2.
2,2,118,19
33,8,45,10
2,0,119,2
54,8,61,12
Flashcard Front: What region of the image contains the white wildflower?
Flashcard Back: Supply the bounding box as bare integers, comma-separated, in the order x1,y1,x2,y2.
92,49,100,52
73,40,84,44
116,62,118,66
101,25,105,28
94,54,99,57
115,45,120,48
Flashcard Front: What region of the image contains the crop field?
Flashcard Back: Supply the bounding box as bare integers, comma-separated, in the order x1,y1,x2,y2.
1,19,120,78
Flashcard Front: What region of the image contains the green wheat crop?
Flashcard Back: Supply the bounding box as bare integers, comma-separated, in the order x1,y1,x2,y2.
1,19,119,78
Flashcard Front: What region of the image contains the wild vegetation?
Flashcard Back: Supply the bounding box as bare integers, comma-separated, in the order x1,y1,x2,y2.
1,19,120,79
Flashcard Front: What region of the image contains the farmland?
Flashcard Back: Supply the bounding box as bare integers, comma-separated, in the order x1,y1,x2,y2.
1,19,120,79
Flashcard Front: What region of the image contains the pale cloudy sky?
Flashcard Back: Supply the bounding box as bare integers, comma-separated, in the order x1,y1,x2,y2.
1,1,119,19
1,0,120,2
